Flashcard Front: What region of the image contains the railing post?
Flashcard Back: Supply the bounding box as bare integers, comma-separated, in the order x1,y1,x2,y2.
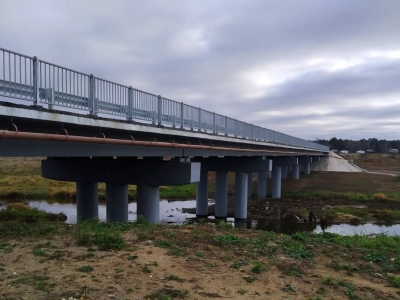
33,56,40,105
235,119,238,137
198,107,202,131
127,86,133,121
157,95,162,126
213,112,216,134
225,116,228,136
89,74,97,116
180,102,184,128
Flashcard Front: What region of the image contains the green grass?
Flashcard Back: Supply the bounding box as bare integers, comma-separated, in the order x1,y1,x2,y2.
77,265,94,272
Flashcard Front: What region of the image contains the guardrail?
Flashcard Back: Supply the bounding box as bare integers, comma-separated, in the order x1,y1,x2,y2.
0,47,328,151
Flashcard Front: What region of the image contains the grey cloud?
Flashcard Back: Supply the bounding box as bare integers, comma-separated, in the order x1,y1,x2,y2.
1,0,400,140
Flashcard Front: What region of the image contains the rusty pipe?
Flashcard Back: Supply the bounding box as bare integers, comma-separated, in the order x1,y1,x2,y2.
0,129,311,155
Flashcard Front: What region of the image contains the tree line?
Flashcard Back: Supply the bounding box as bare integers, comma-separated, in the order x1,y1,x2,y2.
314,138,399,153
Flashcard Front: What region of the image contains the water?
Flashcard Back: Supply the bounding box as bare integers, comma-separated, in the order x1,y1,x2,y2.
2,199,201,224
2,199,400,236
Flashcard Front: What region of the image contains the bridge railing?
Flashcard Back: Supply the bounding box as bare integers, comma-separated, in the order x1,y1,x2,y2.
0,47,328,151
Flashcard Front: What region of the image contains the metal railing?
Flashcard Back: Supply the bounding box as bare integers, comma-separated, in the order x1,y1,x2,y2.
0,47,328,151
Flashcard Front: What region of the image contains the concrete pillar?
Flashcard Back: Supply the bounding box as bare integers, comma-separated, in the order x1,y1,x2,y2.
272,166,282,198
247,172,253,197
106,183,128,222
76,182,98,222
304,163,311,175
234,172,248,219
215,171,228,218
137,185,160,223
291,164,300,179
281,166,288,179
257,171,267,197
196,170,208,216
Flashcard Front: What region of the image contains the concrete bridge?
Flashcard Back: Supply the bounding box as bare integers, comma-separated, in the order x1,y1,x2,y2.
0,47,328,223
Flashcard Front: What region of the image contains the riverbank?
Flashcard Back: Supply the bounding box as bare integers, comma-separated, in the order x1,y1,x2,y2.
1,210,400,300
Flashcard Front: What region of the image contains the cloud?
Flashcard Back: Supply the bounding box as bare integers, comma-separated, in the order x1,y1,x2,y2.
1,0,400,140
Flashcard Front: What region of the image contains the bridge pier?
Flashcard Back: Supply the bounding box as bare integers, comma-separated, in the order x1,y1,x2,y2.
137,185,160,223
304,163,311,174
281,166,288,179
196,170,209,216
271,157,298,198
291,164,300,179
234,172,248,219
215,171,228,218
42,157,200,224
271,166,282,198
257,171,267,197
247,172,253,197
76,182,98,222
106,183,128,222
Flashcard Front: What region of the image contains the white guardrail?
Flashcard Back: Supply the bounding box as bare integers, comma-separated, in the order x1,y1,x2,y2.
0,47,328,151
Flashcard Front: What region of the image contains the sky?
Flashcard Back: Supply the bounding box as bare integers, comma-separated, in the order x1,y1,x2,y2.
1,0,400,140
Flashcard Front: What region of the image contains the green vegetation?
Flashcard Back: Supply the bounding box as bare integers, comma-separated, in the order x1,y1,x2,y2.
77,265,94,272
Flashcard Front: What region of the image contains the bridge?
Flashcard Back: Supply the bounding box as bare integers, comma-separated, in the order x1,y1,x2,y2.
0,47,329,223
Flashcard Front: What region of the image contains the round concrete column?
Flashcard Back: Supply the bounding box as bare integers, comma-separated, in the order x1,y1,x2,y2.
272,166,282,198
137,185,160,223
304,163,311,175
215,171,228,218
291,164,300,179
196,170,209,216
76,182,98,222
106,183,128,222
281,166,288,179
257,171,267,197
247,172,253,197
234,172,248,219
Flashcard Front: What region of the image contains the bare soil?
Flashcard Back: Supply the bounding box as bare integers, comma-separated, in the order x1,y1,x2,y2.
1,224,400,300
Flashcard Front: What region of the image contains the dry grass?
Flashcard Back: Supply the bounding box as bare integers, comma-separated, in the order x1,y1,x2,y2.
6,202,30,210
373,193,387,200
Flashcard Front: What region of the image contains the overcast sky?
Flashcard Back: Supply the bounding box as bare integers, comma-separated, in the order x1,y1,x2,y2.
1,0,400,140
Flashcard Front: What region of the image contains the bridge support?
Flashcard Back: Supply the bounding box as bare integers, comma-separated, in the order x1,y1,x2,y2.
215,171,228,218
291,164,300,179
196,170,209,216
235,172,248,219
76,182,98,222
106,183,128,222
304,163,311,175
247,172,253,197
257,171,267,197
271,166,282,198
42,158,200,223
271,157,298,199
281,166,288,179
137,185,160,223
